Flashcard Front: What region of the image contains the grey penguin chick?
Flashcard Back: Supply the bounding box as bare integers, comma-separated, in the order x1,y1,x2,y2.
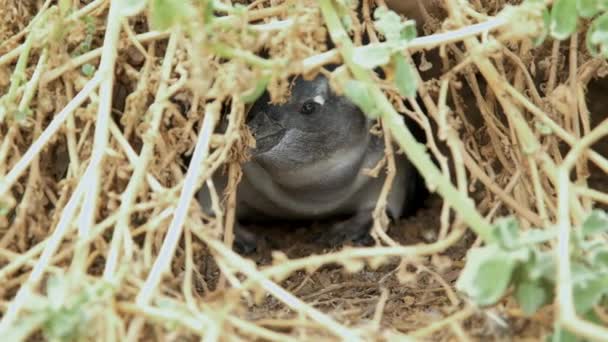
198,74,418,252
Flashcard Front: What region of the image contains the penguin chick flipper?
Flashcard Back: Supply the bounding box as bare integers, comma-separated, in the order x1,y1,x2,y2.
232,223,258,255
313,210,375,248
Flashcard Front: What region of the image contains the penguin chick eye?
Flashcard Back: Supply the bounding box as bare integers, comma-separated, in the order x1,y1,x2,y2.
300,100,320,115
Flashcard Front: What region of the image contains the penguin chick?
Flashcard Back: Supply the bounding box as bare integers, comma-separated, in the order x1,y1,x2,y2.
198,74,419,253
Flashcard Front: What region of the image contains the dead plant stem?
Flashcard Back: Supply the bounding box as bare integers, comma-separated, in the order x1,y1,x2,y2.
0,74,103,199
72,0,125,272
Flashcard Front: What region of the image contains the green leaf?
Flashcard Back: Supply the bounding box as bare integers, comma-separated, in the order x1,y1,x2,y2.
392,53,417,98
201,0,215,24
150,0,192,30
14,108,32,121
334,0,355,31
588,246,608,269
577,0,599,18
550,0,578,40
523,250,556,281
573,274,608,314
81,63,96,77
582,210,608,237
352,44,392,69
59,0,72,16
43,305,86,341
586,14,608,57
515,280,550,315
401,21,417,41
492,217,520,249
373,7,414,42
341,14,354,32
343,80,380,118
456,245,529,306
335,0,358,7
570,262,596,286
517,229,556,247
549,323,579,342
523,0,550,44
46,275,66,311
534,7,551,47
121,0,148,17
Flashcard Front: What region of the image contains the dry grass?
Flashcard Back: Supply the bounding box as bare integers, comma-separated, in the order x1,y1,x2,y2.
0,0,607,340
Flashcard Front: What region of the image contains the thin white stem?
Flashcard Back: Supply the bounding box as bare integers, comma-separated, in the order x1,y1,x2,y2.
136,101,219,305
72,0,124,273
556,118,608,340
17,48,48,112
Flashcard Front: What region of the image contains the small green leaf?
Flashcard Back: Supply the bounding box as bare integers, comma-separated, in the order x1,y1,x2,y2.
577,0,599,18
201,0,215,24
401,21,417,41
150,0,192,30
571,262,596,286
352,44,392,69
573,274,608,314
588,245,608,269
393,53,417,98
523,0,549,29
374,7,413,42
46,275,65,311
586,14,608,57
343,80,379,118
456,245,529,306
550,0,578,40
582,210,608,237
14,108,32,121
525,0,546,5
84,16,96,35
517,229,556,247
59,0,72,16
334,0,355,31
81,63,96,77
341,14,353,32
492,217,520,249
121,0,148,17
335,0,358,7
534,7,551,47
521,249,556,281
515,280,550,315
43,306,86,341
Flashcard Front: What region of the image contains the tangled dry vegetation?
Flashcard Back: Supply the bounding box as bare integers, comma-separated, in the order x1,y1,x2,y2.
1,0,608,340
